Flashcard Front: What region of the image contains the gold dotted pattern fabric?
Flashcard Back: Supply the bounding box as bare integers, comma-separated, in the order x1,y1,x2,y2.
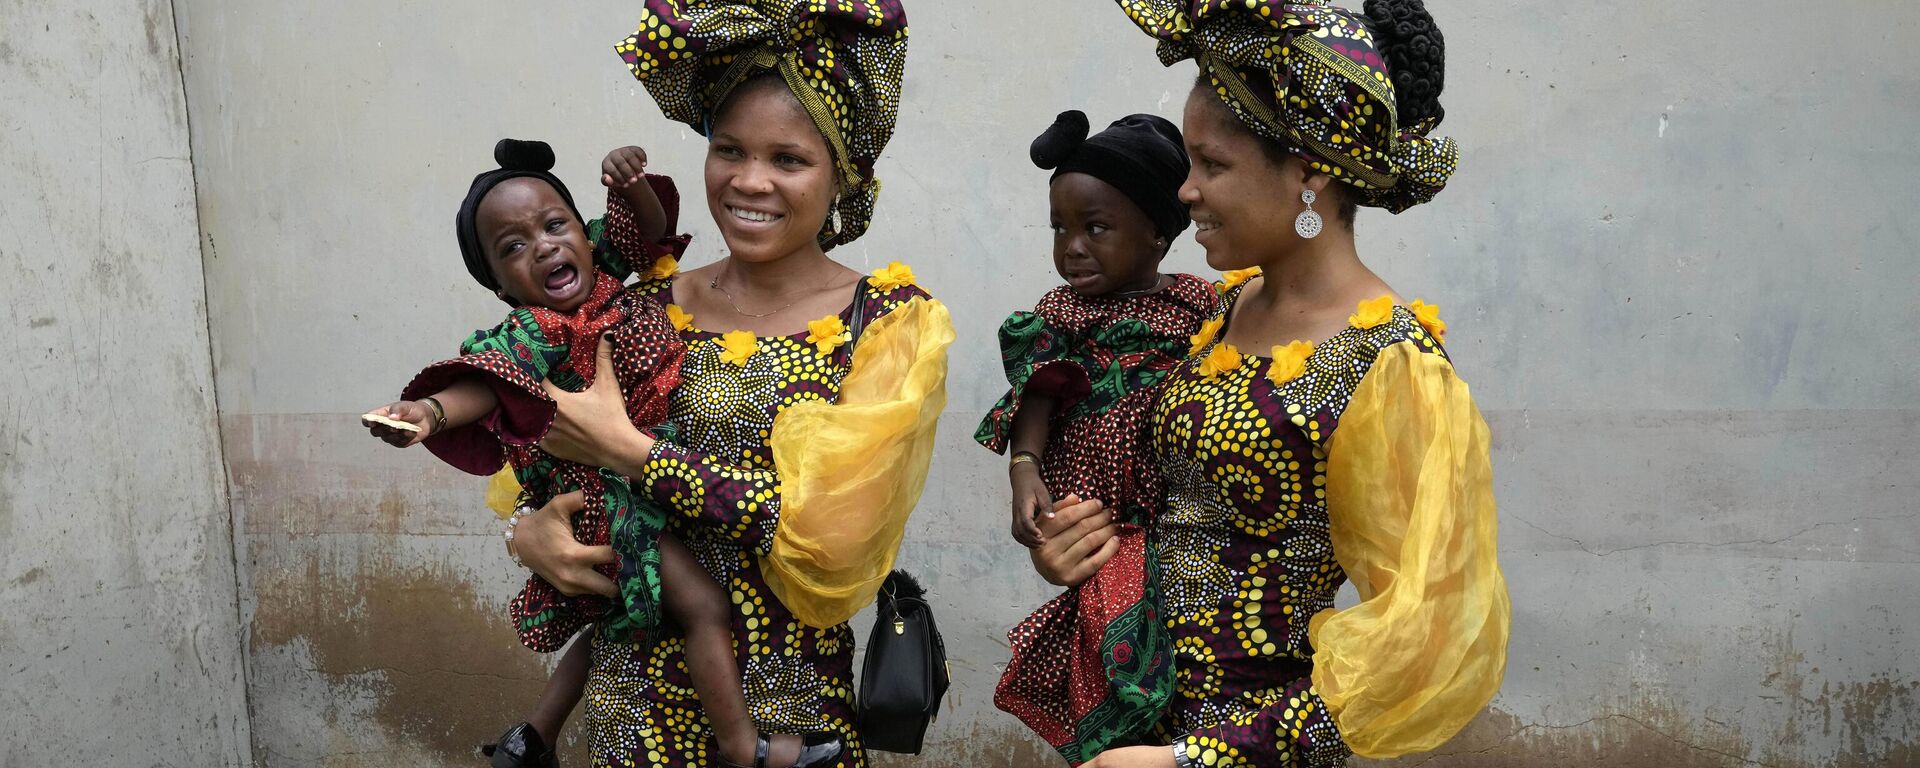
1112,0,1456,212
616,0,909,247
1147,281,1447,765
579,275,926,767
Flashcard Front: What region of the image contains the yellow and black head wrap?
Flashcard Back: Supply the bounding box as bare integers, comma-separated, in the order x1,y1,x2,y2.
617,0,909,249
1115,0,1457,213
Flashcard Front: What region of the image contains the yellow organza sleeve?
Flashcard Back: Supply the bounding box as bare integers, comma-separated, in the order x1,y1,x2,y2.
1309,342,1511,757
485,465,521,519
763,297,955,627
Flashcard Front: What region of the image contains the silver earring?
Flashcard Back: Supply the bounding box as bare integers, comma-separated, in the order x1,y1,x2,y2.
1295,188,1324,239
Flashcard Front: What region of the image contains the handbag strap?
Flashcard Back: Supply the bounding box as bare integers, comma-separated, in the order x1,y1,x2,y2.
844,275,874,360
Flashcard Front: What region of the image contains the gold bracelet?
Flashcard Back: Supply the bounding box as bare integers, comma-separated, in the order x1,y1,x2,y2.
1009,451,1040,470
420,396,448,434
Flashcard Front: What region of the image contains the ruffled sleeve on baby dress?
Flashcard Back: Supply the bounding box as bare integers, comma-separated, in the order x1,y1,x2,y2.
975,306,1090,453
401,308,566,476
586,174,691,281
974,288,1187,454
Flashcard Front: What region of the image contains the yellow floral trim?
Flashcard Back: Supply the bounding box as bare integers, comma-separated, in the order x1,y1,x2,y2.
1189,317,1225,357
870,261,916,291
646,254,680,280
1350,294,1396,330
665,303,694,332
805,314,850,356
1198,342,1242,379
1221,267,1262,289
1267,340,1315,385
1409,299,1446,340
717,330,759,366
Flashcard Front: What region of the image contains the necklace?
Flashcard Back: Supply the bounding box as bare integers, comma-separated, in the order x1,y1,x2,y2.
708,261,816,318
1103,273,1170,300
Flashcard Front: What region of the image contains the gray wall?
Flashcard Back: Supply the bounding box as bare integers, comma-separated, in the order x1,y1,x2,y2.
5,0,1912,764
0,0,251,764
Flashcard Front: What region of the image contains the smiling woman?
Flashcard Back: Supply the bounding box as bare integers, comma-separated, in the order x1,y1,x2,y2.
499,2,954,767
702,75,839,268
1025,2,1510,767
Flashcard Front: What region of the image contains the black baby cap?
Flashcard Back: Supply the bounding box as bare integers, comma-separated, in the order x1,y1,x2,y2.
456,139,586,300
1030,110,1190,239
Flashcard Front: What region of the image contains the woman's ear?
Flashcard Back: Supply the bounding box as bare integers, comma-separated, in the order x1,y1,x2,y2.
1294,158,1335,196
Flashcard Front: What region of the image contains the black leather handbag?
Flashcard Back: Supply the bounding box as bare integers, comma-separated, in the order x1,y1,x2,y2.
856,570,950,754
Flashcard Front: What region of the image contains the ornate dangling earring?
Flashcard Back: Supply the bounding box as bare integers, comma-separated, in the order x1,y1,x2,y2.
1295,188,1324,239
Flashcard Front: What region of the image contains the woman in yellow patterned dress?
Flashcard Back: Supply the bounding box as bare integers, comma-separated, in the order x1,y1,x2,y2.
1029,1,1509,766
501,2,953,766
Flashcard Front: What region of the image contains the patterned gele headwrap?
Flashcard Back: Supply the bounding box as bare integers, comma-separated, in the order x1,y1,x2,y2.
1114,0,1456,213
617,0,909,249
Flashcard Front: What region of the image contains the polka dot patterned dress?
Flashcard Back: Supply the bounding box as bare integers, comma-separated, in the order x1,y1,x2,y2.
578,263,929,768
404,187,687,655
977,275,1218,762
1147,278,1450,768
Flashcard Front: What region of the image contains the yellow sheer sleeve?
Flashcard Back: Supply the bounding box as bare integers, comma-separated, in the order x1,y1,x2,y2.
763,297,955,627
485,465,521,519
1309,341,1510,757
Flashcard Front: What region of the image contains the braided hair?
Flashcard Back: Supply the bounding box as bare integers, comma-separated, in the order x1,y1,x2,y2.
1363,0,1447,128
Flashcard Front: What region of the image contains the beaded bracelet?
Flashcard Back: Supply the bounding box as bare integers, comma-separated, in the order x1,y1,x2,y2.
503,504,534,568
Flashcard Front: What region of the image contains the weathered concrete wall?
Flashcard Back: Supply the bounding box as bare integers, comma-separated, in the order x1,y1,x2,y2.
170,0,1919,766
0,0,251,764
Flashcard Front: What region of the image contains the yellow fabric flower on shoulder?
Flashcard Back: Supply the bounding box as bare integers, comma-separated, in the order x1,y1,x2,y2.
647,254,680,280
665,303,694,332
1190,314,1221,357
1189,316,1225,357
806,314,850,356
870,261,917,291
1350,295,1397,330
1268,340,1315,385
1198,342,1242,379
717,330,759,366
1409,299,1446,341
1221,267,1262,289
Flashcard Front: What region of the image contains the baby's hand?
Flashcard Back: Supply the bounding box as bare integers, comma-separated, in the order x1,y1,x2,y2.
361,401,434,447
602,146,649,189
1010,462,1052,548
